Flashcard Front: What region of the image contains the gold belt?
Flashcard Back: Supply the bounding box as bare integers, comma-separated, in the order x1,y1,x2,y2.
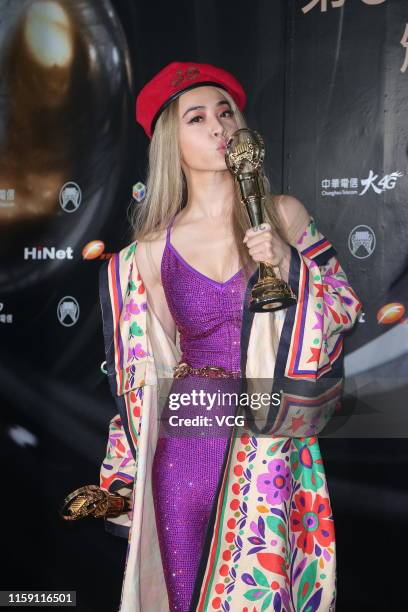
173,361,241,379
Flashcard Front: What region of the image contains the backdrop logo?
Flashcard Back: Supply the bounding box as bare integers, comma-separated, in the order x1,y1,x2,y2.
360,170,403,195
402,24,408,73
57,296,80,327
302,0,387,14
132,181,146,202
59,182,82,213
376,303,406,325
321,170,403,197
348,225,376,259
0,302,13,324
82,240,113,260
24,246,74,260
0,188,15,208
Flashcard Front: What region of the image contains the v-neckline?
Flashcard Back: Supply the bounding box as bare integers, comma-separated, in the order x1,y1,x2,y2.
167,241,244,288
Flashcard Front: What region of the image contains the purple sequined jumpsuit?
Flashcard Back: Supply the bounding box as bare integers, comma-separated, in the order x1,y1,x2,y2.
151,215,248,611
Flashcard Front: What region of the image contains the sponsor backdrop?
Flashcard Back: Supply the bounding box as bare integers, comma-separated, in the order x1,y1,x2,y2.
1,0,407,609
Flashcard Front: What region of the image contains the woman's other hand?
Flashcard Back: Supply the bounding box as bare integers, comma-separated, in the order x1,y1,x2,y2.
244,193,311,282
243,222,291,282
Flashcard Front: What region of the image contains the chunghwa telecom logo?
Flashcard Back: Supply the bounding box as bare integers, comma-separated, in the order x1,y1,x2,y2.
321,170,403,197
59,182,82,213
348,225,376,259
57,296,80,327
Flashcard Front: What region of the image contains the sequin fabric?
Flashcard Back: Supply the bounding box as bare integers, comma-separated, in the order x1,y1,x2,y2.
151,215,248,611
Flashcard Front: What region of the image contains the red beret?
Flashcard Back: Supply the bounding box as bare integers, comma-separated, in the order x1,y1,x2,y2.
135,61,247,139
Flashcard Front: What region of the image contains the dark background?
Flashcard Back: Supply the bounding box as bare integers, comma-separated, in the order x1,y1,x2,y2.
1,0,407,610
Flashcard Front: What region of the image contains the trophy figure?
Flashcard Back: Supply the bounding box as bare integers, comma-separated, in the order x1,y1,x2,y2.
225,128,297,313
59,484,131,521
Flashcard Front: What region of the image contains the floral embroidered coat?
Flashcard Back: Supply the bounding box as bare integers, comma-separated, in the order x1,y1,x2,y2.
98,217,362,612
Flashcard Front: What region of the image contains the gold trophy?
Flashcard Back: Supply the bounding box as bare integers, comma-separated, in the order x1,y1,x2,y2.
59,484,131,521
225,128,297,312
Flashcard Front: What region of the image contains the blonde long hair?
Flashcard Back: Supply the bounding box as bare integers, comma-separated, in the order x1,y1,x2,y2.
131,87,285,283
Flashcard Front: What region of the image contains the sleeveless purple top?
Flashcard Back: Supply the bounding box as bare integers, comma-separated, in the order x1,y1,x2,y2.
153,215,249,611
160,215,248,372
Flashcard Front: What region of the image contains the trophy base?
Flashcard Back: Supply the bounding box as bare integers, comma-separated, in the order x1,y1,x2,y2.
249,278,297,313
60,485,131,520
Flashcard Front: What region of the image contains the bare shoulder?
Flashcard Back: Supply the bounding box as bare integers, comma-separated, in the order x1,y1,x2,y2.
272,194,311,245
134,227,167,288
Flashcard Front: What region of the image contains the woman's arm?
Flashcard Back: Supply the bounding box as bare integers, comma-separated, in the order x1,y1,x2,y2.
277,194,362,338
246,193,361,333
244,194,361,378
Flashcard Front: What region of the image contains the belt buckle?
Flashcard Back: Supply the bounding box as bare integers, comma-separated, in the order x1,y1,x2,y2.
173,362,190,378
202,365,228,379
174,362,237,379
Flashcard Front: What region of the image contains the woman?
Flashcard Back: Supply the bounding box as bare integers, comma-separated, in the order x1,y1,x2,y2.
98,62,362,612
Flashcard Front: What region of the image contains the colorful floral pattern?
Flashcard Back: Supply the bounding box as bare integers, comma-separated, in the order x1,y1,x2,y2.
290,437,325,491
291,490,335,555
201,433,336,612
257,459,291,505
